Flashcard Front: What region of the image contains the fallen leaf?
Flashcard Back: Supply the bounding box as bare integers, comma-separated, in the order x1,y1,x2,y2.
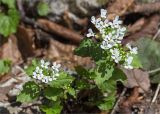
123,69,150,92
0,35,22,64
120,87,141,114
123,15,160,44
136,38,160,83
107,0,134,19
16,26,35,60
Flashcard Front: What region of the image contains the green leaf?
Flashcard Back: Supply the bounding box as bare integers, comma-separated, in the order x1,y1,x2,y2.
131,54,143,68
94,73,105,87
94,69,116,92
98,93,116,111
75,80,90,89
44,87,63,101
37,2,50,16
1,0,16,8
41,102,62,114
97,61,114,78
67,87,76,97
25,59,39,76
74,39,107,62
17,81,41,103
112,68,126,83
0,59,11,75
104,80,116,93
75,66,90,77
136,38,160,83
49,72,74,88
99,80,116,93
0,9,20,37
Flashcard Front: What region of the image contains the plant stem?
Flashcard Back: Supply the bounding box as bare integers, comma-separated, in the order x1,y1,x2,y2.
151,83,160,105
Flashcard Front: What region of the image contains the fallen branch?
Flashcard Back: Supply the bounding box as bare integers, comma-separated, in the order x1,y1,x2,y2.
134,2,160,14
37,19,83,44
110,88,127,114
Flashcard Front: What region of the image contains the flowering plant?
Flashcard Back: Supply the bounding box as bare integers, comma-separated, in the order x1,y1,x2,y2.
74,9,141,111
17,9,141,114
17,59,75,114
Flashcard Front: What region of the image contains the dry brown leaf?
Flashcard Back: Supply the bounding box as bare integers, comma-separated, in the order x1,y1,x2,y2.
107,0,134,19
0,35,22,64
127,18,146,34
0,86,13,102
123,15,160,44
16,26,35,60
120,87,141,114
0,93,8,102
123,69,150,92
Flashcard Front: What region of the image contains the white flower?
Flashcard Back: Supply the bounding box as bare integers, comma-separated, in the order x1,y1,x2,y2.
33,72,37,79
42,77,49,83
35,67,43,74
95,18,103,29
130,47,138,54
32,60,61,84
48,77,53,81
124,65,133,69
124,56,133,69
40,59,45,65
37,74,43,80
91,16,96,24
86,28,95,37
126,43,138,54
52,62,61,72
113,16,122,28
100,40,113,49
41,59,50,69
100,9,107,18
126,56,133,65
126,43,132,50
110,48,121,63
36,67,40,72
33,75,37,79
104,19,108,24
104,34,112,41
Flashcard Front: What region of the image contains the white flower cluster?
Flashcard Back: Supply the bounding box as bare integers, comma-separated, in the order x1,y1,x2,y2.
32,60,61,83
86,9,138,69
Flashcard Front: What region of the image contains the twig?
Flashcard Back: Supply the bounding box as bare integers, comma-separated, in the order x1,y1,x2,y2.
151,83,160,104
120,87,140,114
20,101,42,108
148,67,160,74
152,28,160,40
110,88,127,114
